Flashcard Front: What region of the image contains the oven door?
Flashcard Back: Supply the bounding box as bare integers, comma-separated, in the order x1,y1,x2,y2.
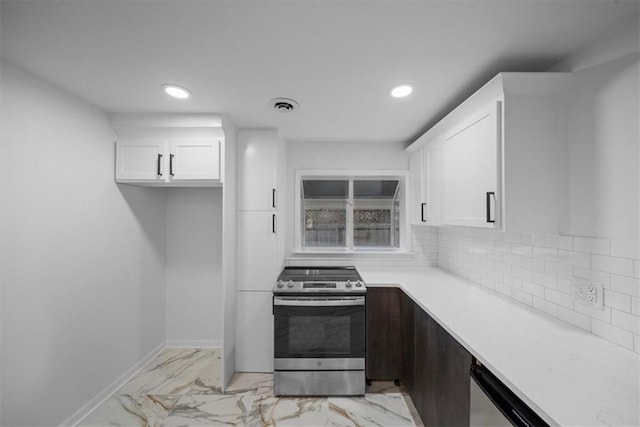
273,296,365,371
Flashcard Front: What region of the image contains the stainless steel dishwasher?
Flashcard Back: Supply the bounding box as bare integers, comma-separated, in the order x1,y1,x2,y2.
470,360,549,427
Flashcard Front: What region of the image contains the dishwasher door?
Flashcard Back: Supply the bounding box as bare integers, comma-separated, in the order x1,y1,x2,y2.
470,362,549,427
470,376,511,426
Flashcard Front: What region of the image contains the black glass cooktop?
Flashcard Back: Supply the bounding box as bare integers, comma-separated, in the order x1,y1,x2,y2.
277,266,362,282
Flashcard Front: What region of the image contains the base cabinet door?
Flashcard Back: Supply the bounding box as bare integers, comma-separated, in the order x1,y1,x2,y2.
400,292,415,395
236,291,273,372
414,306,472,427
366,288,402,380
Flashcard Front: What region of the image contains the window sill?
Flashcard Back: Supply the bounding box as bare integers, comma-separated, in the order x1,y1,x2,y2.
288,248,415,259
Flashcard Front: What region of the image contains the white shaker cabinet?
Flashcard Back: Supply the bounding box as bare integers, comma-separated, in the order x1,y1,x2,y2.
442,101,500,228
115,135,222,186
168,139,220,181
409,148,425,225
236,291,274,372
409,141,442,226
115,137,166,182
424,140,443,226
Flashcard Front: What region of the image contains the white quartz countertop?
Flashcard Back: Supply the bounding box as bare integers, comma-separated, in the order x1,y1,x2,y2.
359,266,640,427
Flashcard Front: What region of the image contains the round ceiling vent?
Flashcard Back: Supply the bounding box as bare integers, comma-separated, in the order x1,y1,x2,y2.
270,98,299,113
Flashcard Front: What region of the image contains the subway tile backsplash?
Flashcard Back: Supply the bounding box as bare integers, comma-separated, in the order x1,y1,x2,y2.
430,227,640,354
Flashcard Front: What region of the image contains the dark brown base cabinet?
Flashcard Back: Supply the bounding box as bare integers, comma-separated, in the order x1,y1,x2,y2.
367,287,472,426
366,287,403,381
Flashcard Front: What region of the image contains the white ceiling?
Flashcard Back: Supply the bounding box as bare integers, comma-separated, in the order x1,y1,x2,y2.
1,0,638,144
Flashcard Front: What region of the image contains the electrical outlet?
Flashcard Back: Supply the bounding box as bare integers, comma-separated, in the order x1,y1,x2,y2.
573,279,604,309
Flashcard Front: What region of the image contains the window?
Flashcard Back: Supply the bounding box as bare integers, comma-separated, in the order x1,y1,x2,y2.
295,172,408,252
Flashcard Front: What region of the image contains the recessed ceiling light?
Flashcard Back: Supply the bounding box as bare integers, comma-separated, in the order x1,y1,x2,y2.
390,84,413,98
162,84,191,99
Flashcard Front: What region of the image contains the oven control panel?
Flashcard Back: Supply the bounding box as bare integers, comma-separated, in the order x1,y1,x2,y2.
274,279,366,293
273,266,366,294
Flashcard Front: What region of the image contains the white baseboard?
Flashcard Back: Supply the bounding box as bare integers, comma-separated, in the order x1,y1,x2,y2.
165,339,222,348
61,342,166,427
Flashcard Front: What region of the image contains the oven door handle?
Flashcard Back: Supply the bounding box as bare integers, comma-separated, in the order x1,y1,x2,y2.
273,297,365,307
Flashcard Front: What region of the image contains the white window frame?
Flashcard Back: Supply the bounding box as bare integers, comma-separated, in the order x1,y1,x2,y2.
294,170,410,254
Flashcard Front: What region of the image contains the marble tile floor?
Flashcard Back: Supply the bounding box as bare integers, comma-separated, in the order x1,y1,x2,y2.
79,348,423,426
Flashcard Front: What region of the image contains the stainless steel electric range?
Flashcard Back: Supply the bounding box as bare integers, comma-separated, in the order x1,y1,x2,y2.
272,266,367,396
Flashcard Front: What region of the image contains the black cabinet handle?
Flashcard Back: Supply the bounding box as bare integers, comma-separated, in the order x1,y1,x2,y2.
272,188,277,208
486,192,495,223
421,203,426,222
170,154,175,177
272,214,276,234
157,154,163,176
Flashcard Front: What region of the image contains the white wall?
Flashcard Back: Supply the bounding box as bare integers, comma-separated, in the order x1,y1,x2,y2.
551,16,639,241
0,62,167,426
285,141,410,257
165,188,223,346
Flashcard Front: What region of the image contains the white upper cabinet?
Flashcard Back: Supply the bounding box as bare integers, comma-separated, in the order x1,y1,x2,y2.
442,101,500,228
169,139,220,181
112,115,226,187
424,140,443,226
409,148,425,225
406,72,571,233
237,130,278,211
409,140,442,226
116,137,166,182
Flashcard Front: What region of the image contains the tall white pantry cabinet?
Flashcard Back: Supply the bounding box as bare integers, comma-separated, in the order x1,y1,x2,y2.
236,129,285,372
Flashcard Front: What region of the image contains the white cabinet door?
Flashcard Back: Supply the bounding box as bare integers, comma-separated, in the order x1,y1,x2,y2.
238,131,278,211
236,291,274,372
409,149,426,225
169,139,220,181
424,140,443,226
442,101,501,228
237,211,280,291
116,138,166,182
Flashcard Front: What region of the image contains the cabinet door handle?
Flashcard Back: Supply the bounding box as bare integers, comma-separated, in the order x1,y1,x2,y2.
486,192,495,223
272,214,277,234
272,188,277,209
169,154,175,177
421,203,427,222
157,154,163,176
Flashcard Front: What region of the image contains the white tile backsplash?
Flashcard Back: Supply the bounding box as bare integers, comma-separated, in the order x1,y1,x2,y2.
573,236,610,255
604,289,632,312
611,275,640,297
435,227,640,354
591,320,634,350
610,240,640,260
591,255,634,277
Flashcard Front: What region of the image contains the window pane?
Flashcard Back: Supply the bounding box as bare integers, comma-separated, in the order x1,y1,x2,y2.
302,179,348,247
304,208,346,247
353,180,398,198
303,180,348,198
353,208,391,247
353,180,400,248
